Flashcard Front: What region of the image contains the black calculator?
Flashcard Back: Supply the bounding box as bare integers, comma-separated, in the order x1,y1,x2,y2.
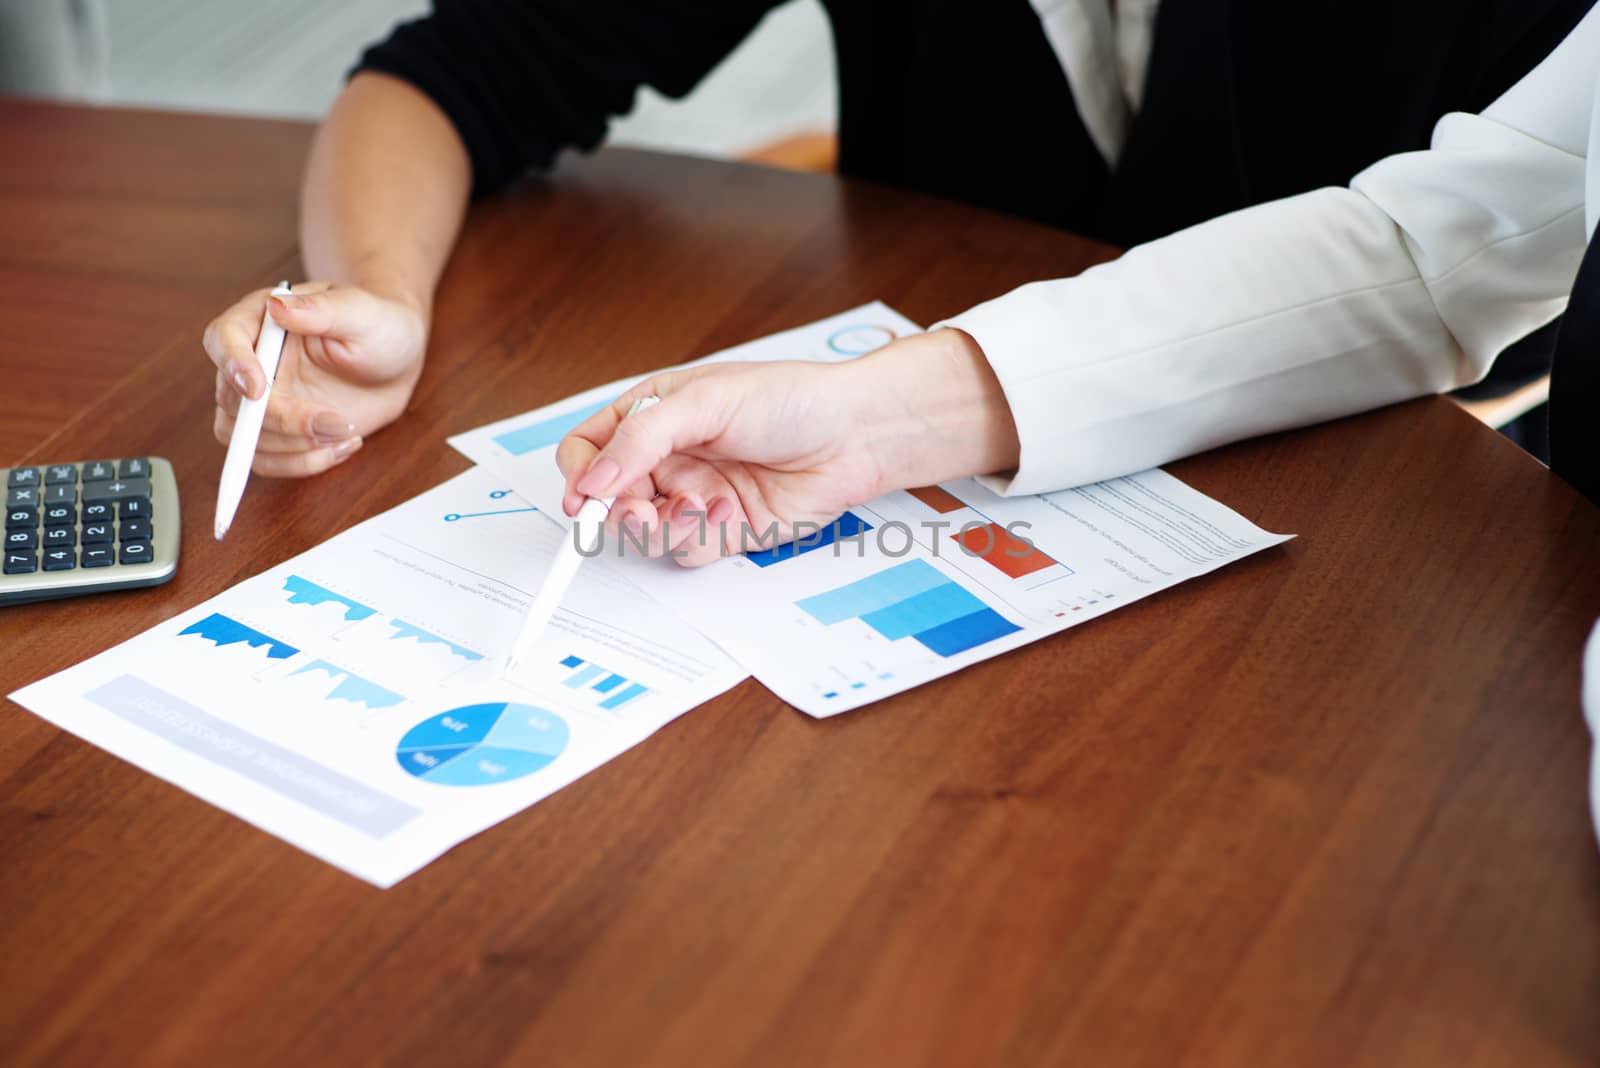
2,458,180,606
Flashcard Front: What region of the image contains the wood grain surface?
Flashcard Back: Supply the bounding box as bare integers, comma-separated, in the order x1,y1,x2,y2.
2,100,1598,1068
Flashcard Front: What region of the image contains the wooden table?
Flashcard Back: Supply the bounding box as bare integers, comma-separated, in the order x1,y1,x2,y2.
3,100,1599,1068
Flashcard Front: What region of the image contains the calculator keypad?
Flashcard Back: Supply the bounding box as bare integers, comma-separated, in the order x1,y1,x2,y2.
0,458,178,605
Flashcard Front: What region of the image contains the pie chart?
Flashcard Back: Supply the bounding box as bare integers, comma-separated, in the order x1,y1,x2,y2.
395,702,569,786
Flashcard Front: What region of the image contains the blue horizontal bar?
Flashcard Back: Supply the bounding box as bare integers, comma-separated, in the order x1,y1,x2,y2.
563,664,604,688
860,580,985,641
592,673,627,693
797,559,948,625
493,398,615,456
747,511,872,568
914,607,1022,658
599,682,648,710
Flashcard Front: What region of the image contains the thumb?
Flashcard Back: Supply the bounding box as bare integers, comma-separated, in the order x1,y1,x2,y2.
268,286,377,340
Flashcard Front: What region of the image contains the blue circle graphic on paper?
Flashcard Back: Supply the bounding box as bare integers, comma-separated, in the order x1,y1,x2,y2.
395,702,569,786
827,325,896,356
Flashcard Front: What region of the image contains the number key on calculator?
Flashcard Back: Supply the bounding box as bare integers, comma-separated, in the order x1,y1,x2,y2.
2,458,179,605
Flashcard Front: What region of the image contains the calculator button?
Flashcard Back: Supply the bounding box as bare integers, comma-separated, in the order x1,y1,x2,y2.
45,464,77,485
81,545,114,568
42,504,73,526
81,523,113,544
82,502,113,523
6,507,36,530
120,518,151,542
81,461,116,482
6,486,38,507
118,458,150,478
42,526,75,548
3,550,37,574
42,548,76,571
118,498,150,521
119,541,153,566
5,528,37,551
42,484,76,505
82,478,151,504
7,467,40,488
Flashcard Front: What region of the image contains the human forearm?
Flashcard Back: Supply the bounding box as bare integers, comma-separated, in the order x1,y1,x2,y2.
300,71,471,317
852,328,1021,495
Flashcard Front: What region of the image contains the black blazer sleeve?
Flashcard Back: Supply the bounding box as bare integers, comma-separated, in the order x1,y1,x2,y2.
356,0,784,197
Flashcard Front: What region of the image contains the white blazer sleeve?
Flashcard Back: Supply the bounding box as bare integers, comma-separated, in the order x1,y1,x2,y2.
943,8,1600,496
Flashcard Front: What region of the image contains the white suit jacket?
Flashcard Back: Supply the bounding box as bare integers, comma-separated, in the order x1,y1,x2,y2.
947,7,1599,498
948,7,1600,847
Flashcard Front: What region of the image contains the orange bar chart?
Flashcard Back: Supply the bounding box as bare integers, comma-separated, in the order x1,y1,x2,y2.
907,485,966,514
951,522,1058,579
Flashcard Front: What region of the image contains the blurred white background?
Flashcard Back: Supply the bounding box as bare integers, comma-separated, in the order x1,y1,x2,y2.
1,0,837,157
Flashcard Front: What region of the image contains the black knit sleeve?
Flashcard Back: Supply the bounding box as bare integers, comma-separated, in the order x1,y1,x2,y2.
355,0,785,198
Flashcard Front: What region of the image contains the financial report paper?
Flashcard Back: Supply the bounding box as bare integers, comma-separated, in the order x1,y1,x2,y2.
11,303,1290,883
10,468,746,886
451,303,1294,717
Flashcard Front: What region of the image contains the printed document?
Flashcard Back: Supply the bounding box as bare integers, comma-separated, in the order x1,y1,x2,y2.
451,304,1293,716
10,469,746,886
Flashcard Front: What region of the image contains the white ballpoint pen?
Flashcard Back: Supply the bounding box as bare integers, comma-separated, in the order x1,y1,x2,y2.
214,281,292,540
504,395,660,676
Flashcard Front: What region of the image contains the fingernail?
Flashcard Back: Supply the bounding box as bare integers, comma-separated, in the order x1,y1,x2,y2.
577,457,621,497
271,292,309,311
708,497,735,524
675,495,704,523
226,362,254,400
330,436,363,463
311,410,356,444
621,512,644,538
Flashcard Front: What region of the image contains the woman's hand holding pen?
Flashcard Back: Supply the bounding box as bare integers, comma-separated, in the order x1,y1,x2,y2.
554,328,1021,567
203,281,428,477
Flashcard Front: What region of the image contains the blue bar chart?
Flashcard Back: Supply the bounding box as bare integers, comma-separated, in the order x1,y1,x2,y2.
282,576,376,621
387,619,483,662
746,511,872,567
797,560,1021,658
560,655,649,710
289,659,405,710
492,398,616,456
179,613,300,660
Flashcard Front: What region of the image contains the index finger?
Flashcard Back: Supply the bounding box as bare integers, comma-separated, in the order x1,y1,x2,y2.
555,374,679,513
203,282,331,400
201,287,278,398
